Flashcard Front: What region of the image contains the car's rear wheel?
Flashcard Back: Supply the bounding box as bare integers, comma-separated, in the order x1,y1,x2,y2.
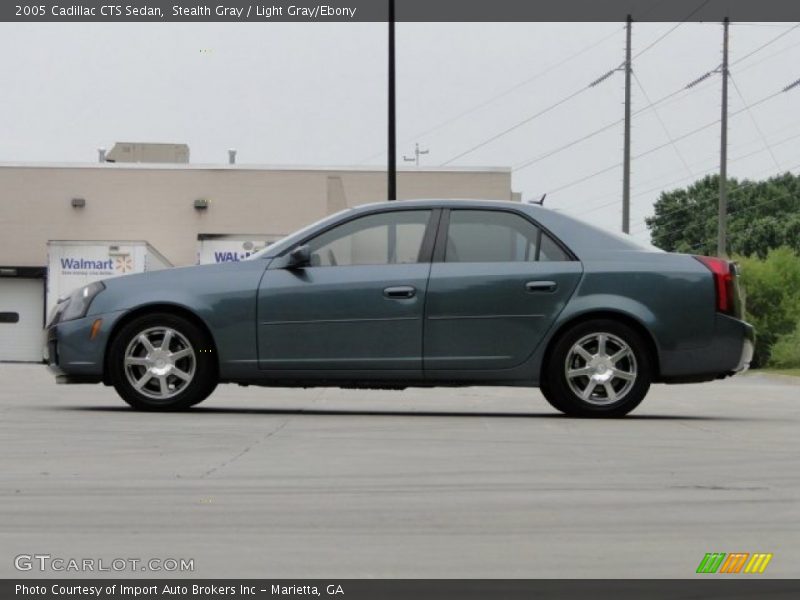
108,313,217,410
542,319,652,417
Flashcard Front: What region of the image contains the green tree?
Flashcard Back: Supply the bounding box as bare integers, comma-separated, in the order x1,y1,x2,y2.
646,173,800,258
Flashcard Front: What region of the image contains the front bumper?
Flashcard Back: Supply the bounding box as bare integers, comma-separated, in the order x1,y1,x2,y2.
45,309,127,383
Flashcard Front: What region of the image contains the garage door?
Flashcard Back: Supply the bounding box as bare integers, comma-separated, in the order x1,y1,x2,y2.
0,278,45,362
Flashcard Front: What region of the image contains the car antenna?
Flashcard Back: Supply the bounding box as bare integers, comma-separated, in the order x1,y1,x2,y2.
525,193,546,206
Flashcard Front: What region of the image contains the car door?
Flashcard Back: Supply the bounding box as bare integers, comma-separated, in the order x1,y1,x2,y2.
424,208,582,371
257,208,437,371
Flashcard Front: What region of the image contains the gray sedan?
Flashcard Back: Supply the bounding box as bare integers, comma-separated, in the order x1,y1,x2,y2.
45,199,754,417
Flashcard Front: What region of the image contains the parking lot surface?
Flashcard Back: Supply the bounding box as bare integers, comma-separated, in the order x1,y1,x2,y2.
1,364,798,578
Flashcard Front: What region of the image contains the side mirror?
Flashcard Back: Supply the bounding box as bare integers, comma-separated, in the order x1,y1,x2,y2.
286,244,311,269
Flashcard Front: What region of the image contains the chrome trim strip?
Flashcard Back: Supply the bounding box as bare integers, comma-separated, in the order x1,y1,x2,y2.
261,316,419,325
427,314,544,320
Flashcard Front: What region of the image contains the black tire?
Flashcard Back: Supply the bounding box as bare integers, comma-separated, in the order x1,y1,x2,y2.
108,313,217,410
538,375,564,411
542,319,652,418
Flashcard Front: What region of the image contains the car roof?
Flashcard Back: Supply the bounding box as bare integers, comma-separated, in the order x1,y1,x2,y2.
352,198,526,212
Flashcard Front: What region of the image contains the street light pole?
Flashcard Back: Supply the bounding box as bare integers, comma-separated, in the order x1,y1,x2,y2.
387,0,397,201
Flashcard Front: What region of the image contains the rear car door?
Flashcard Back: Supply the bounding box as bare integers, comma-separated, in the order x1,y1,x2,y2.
257,209,437,371
424,208,582,371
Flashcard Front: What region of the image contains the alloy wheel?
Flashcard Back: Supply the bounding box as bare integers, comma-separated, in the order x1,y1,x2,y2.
564,332,637,405
123,327,196,401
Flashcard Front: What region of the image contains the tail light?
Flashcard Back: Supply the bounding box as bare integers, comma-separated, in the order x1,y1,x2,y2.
694,255,736,315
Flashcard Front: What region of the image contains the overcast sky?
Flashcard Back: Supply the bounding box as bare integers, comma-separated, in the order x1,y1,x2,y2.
1,21,799,240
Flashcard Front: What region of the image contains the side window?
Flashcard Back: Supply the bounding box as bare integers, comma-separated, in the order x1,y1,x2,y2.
538,231,571,262
307,210,431,267
445,210,570,263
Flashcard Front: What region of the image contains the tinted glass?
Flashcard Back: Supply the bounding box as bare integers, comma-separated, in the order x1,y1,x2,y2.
539,231,571,262
445,210,569,263
308,210,431,267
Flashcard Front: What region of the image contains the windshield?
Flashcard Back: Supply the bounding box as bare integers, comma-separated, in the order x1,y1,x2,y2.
247,208,353,260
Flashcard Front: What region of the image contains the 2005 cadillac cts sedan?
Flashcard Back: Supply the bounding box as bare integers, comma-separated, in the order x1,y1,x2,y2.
45,199,754,417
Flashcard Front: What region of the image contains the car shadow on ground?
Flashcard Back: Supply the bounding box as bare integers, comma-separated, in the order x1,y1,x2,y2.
53,405,759,421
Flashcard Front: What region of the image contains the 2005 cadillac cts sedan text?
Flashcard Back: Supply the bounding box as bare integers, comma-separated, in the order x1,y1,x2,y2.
45,199,754,417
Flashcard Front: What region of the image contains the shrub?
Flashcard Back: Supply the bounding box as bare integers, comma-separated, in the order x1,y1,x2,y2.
770,323,800,369
736,247,800,368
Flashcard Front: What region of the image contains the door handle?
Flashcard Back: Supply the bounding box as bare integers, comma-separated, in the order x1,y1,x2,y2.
526,280,557,293
383,285,416,299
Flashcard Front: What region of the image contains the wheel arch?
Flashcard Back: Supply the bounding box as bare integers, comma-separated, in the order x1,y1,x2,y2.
539,309,661,384
102,303,219,385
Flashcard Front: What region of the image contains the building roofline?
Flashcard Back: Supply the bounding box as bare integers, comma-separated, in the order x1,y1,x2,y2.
0,161,511,174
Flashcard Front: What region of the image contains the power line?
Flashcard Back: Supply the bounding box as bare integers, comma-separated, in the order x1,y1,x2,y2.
512,66,721,175
729,72,781,169
547,124,800,230
632,0,713,59
699,23,799,29
626,130,800,235
440,77,610,166
356,25,624,165
735,38,800,75
365,17,800,170
443,9,761,172
593,124,795,230
371,5,713,167
633,71,694,178
439,9,722,167
512,118,623,171
730,23,800,67
546,162,623,195
455,4,707,171
547,119,720,195
544,82,795,197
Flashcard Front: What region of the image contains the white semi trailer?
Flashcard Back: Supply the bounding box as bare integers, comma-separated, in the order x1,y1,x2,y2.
46,240,171,319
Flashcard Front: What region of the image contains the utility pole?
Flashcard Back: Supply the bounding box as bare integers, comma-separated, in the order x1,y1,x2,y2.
718,17,730,257
403,143,429,167
622,14,632,234
387,0,397,201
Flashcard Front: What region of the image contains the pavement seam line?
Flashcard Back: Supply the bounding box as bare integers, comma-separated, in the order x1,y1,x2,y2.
199,419,290,479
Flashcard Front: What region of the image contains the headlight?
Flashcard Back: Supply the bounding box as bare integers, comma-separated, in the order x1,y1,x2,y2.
58,281,106,323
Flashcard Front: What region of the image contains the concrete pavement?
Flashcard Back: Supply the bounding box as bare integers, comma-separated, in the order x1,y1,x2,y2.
1,364,798,578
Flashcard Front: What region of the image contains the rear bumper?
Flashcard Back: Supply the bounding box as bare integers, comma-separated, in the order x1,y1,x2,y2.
45,309,127,384
659,314,755,383
734,324,755,373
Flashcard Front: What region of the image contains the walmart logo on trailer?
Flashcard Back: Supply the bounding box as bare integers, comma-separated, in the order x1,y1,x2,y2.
59,257,134,273
60,258,114,271
213,251,256,263
696,552,773,574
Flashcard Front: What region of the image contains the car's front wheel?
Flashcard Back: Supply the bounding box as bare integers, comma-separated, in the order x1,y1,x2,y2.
543,319,652,417
108,313,217,410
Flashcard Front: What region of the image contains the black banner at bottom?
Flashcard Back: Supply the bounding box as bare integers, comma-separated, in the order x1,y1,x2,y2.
5,580,800,600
